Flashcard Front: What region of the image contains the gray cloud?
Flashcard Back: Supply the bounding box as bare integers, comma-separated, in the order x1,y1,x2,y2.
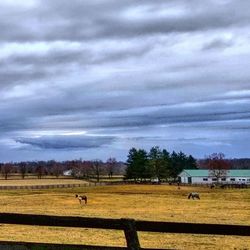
202,38,233,50
15,135,115,150
1,0,250,42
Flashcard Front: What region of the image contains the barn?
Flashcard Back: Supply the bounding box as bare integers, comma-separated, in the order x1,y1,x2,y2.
178,169,250,184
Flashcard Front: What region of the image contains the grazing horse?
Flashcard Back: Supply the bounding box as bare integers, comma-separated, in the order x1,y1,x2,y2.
75,194,87,204
188,192,200,200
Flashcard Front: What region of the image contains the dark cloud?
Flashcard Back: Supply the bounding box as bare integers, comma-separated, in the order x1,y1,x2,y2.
15,135,115,150
0,69,49,88
1,0,250,42
202,38,233,50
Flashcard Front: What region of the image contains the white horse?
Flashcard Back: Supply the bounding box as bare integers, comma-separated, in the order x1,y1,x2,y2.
75,194,87,204
188,192,200,200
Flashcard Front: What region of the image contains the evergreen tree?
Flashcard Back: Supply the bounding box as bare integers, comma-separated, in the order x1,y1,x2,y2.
125,147,196,181
169,151,188,179
125,148,148,180
186,155,197,169
162,149,171,180
148,146,170,182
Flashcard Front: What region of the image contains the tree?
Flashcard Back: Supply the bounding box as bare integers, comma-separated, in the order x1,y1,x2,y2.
169,151,181,180
35,163,45,179
125,148,148,180
1,163,13,180
162,149,171,180
125,147,196,181
169,151,193,180
186,155,198,169
51,163,63,178
106,157,117,178
147,146,169,182
18,162,27,179
205,153,230,182
91,160,104,182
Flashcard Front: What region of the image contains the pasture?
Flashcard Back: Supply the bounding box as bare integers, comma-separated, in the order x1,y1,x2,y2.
0,178,88,186
0,183,249,249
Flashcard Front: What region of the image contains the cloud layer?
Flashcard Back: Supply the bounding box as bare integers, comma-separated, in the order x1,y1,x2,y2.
1,0,250,161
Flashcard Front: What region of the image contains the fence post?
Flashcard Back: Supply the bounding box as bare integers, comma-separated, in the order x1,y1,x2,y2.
121,218,141,250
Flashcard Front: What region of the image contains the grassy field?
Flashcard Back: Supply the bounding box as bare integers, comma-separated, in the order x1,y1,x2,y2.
0,178,88,186
0,183,249,249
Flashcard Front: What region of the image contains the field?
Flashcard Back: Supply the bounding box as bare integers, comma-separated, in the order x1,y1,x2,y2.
0,177,88,186
0,182,249,249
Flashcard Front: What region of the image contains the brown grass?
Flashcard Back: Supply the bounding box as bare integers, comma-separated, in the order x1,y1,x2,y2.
0,184,249,249
0,178,88,186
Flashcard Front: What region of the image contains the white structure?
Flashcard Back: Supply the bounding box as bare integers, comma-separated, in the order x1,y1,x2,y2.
63,169,73,176
178,169,250,184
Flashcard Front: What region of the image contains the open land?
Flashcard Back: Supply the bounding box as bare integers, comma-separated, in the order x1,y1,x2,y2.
0,178,88,186
0,181,249,249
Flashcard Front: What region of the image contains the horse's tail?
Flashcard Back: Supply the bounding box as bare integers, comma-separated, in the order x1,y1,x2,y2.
188,193,191,199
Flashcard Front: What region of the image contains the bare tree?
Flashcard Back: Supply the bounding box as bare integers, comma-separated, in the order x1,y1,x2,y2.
80,161,93,179
51,163,63,178
205,153,230,182
91,160,104,182
1,163,13,180
19,162,27,179
71,160,91,179
106,157,117,178
35,163,45,179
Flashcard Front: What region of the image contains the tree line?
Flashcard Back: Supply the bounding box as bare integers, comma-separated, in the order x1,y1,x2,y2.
198,157,250,170
125,146,197,182
2,149,246,182
0,158,125,180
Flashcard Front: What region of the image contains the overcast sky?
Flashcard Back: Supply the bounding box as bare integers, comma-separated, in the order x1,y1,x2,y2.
1,0,250,162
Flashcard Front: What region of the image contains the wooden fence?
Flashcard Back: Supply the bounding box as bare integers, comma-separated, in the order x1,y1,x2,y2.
0,183,106,190
0,181,248,190
0,213,249,250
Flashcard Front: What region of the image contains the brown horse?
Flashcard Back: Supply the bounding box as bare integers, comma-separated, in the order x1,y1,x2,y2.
188,192,200,200
75,194,87,204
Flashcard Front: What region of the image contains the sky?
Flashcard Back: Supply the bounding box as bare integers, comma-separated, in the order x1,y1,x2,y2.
1,0,250,162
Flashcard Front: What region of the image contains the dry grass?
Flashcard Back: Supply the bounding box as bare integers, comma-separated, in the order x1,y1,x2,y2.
0,184,249,249
0,174,72,180
0,178,88,186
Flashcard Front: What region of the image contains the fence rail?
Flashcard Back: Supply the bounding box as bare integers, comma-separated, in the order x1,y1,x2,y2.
0,181,249,190
0,213,249,250
0,183,106,190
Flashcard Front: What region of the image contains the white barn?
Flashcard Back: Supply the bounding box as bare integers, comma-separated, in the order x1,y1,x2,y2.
178,169,250,184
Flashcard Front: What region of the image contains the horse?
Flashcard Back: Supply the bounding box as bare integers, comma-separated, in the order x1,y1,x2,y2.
188,192,200,200
75,194,87,204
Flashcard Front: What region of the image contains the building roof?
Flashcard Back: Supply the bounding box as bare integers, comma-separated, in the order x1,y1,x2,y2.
180,169,250,177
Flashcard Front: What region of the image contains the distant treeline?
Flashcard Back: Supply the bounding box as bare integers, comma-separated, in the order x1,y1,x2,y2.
0,158,126,180
198,158,250,169
1,150,249,181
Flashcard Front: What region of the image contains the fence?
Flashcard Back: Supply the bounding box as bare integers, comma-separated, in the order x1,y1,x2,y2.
0,183,107,190
0,182,248,190
0,213,249,250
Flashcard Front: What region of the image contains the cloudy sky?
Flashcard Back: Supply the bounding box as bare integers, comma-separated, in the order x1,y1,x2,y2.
1,0,250,162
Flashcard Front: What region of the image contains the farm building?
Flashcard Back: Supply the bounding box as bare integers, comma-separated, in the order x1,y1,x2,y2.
63,169,73,176
178,169,250,184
